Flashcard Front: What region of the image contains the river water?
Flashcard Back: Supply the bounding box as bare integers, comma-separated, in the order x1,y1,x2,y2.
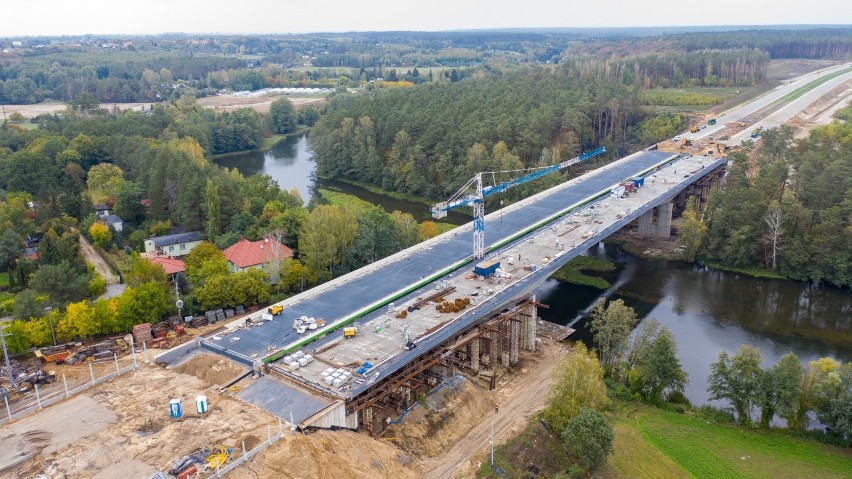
215,134,851,407
214,133,469,224
535,243,852,407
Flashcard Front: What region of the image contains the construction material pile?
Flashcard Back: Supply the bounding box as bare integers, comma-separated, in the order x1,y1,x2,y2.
435,297,471,314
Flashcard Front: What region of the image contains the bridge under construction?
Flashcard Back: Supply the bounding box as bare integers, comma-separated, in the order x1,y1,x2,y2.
157,148,725,434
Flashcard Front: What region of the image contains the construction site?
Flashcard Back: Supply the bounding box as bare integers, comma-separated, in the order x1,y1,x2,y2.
2,63,848,479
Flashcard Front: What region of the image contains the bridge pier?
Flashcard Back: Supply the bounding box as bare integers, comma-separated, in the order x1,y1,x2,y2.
638,201,674,238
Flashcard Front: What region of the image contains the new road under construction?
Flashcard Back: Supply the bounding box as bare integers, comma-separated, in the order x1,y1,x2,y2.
159,149,726,435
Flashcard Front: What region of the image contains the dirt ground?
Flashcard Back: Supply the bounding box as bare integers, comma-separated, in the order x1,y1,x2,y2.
78,234,119,285
787,79,852,137
1,353,276,478
196,94,326,114
4,93,327,119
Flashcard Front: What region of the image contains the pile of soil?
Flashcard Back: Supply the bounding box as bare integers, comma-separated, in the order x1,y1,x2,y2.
231,429,420,479
171,352,247,388
389,377,496,457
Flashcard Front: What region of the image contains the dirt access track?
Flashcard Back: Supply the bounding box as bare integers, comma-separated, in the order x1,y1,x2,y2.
3,92,327,119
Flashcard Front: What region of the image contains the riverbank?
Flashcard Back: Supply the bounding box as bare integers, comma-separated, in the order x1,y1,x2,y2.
477,401,852,479
212,127,310,159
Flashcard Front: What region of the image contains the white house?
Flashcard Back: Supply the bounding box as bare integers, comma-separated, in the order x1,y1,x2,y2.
144,231,203,258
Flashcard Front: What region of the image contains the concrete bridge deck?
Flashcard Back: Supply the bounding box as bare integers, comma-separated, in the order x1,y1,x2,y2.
199,149,677,365
200,153,725,403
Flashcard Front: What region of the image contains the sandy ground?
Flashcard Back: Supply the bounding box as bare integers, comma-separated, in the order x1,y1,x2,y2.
422,339,566,479
78,234,119,285
4,93,327,119
1,353,276,478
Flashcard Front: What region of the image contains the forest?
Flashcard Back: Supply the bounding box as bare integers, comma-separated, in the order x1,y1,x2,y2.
310,67,688,201
1,27,849,103
693,116,852,287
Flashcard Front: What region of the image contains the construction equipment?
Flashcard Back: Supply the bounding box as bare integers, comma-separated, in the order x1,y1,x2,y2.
751,126,763,138
35,345,71,363
268,304,284,315
206,446,232,468
690,125,700,133
430,146,605,259
344,327,357,338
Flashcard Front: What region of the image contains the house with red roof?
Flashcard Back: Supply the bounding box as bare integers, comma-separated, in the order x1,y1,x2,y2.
221,236,294,273
147,255,186,282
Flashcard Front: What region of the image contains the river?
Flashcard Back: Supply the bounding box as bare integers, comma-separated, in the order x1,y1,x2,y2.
535,243,852,408
214,133,469,224
216,134,851,408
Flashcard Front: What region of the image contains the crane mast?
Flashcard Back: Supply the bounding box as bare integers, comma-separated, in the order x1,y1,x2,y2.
431,146,605,260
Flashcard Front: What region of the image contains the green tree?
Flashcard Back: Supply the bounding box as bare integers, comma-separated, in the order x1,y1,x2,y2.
115,283,169,330
794,357,840,431
12,289,45,320
204,180,221,242
768,353,804,428
184,241,229,287
639,328,687,402
88,221,112,249
57,300,97,341
30,260,91,307
125,254,168,287
543,343,610,435
229,269,270,307
707,345,764,426
299,205,357,276
678,196,707,261
86,162,125,204
561,408,614,473
0,230,21,272
816,362,852,441
279,258,310,292
588,298,637,378
194,274,230,310
114,181,146,226
266,97,296,134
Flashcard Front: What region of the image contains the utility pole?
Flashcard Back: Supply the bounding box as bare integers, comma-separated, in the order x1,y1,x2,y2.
1,317,16,387
44,306,56,346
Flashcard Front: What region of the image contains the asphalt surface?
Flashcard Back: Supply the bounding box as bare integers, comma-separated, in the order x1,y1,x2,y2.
201,149,674,364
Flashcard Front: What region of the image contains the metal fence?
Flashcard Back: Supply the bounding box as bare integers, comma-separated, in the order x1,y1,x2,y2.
204,421,287,478
1,345,143,426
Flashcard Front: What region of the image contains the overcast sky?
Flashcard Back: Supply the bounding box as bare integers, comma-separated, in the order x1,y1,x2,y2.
4,0,851,36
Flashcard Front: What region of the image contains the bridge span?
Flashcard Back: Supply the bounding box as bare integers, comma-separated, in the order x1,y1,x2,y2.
161,150,726,432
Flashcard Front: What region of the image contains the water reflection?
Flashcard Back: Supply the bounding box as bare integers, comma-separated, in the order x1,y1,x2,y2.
536,243,852,406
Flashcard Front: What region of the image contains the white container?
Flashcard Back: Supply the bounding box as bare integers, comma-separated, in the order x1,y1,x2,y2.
321,371,330,378
283,355,293,363
333,378,343,387
195,395,208,414
324,376,334,385
336,368,345,375
298,357,309,366
289,361,300,369
304,354,313,363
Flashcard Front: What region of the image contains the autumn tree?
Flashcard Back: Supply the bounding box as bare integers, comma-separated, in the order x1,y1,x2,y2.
88,221,112,249
543,342,609,434
125,254,168,287
419,221,440,240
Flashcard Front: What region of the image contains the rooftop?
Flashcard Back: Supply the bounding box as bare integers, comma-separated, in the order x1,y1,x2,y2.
150,231,203,247
148,255,186,275
222,237,293,269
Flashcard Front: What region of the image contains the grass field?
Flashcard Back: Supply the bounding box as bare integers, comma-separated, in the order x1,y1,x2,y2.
319,188,456,236
703,262,787,280
551,255,616,289
479,403,852,479
621,405,852,479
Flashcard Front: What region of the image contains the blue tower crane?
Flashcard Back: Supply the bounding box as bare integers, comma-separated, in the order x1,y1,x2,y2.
430,146,605,260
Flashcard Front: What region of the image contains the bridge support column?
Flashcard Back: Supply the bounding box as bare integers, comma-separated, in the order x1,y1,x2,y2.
470,338,480,373
510,321,519,366
525,300,537,352
656,202,673,237
638,209,656,236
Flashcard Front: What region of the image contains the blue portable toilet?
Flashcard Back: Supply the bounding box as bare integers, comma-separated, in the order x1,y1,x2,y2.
195,395,208,414
169,398,182,418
